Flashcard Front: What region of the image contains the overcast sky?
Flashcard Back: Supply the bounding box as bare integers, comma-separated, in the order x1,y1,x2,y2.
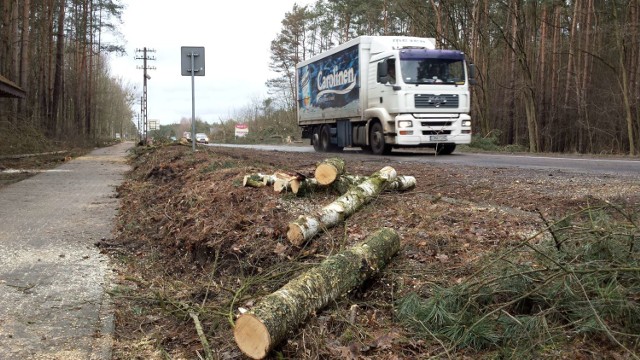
107,0,314,126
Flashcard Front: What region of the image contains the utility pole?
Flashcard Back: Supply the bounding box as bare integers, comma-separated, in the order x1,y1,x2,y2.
135,47,156,145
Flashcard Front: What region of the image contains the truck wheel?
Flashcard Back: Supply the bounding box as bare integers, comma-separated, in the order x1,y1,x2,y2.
320,125,332,152
435,143,456,155
369,122,391,155
312,127,322,152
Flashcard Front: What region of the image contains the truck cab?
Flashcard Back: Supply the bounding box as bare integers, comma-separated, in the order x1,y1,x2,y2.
365,48,473,154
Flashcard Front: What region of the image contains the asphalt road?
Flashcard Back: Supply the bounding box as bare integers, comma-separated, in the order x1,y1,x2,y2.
208,143,640,177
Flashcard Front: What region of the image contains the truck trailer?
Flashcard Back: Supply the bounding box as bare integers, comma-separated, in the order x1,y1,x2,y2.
296,36,475,155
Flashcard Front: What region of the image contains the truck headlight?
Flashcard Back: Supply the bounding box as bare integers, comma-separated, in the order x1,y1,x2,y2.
462,120,471,127
398,120,413,128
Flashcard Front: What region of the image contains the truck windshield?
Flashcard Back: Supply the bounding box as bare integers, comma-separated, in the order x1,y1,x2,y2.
399,50,466,85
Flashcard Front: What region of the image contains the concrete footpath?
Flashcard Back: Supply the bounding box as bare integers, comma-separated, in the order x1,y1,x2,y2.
0,142,132,359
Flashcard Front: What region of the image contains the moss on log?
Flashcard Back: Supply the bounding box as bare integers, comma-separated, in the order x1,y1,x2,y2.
315,158,346,185
287,166,397,245
243,174,268,188
234,227,401,359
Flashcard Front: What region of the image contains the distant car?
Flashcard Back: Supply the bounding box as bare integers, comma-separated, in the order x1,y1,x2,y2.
195,133,209,144
169,136,177,142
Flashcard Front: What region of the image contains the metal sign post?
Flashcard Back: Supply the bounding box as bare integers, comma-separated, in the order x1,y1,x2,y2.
181,46,205,151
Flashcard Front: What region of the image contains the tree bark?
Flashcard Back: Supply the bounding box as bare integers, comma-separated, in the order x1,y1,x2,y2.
314,157,346,185
234,227,400,359
287,166,397,245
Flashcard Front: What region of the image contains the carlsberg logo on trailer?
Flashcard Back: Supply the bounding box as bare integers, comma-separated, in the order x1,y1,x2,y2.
317,65,356,98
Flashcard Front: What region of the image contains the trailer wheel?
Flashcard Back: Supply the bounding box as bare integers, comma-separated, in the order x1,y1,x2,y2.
320,125,332,152
369,122,391,155
312,127,322,152
435,143,456,155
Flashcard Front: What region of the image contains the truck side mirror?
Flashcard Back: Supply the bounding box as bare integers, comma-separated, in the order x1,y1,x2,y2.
468,63,477,85
377,61,388,83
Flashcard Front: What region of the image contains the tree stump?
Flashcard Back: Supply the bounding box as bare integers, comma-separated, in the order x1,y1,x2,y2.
233,227,401,359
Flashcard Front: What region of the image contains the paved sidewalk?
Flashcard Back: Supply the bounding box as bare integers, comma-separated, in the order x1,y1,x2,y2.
0,142,132,359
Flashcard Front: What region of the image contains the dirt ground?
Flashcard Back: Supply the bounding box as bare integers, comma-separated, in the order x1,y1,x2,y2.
102,144,640,359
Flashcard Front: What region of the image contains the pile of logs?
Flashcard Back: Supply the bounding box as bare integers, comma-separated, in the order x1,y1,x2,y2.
243,157,416,246
234,157,416,359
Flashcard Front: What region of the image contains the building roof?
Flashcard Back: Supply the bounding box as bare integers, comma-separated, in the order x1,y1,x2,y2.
0,74,26,98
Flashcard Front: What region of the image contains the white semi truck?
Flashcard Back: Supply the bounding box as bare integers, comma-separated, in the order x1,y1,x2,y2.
296,36,475,155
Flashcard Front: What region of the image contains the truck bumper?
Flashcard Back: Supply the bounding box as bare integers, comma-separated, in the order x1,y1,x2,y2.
392,113,472,146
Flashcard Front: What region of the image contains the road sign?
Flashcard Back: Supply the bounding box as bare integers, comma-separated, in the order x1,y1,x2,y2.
181,47,205,76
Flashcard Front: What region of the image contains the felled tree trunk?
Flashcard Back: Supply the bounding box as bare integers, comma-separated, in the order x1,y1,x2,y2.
291,174,416,196
287,166,397,245
233,227,400,359
315,157,346,185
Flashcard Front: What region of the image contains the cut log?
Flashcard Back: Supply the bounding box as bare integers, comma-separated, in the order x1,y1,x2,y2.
292,174,415,196
290,177,319,196
273,178,291,193
331,174,367,195
387,175,416,191
234,227,400,359
314,158,346,185
287,166,397,245
273,172,301,193
243,174,268,188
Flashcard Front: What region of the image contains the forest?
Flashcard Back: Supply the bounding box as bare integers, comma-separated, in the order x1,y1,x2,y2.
1,0,639,155
0,0,136,152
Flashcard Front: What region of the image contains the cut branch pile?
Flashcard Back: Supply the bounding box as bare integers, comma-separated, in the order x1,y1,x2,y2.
234,227,401,359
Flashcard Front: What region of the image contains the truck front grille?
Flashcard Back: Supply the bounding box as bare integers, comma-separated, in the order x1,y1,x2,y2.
422,130,452,135
420,121,453,127
415,94,459,108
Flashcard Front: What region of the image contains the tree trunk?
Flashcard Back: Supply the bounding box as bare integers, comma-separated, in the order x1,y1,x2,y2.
51,0,65,136
314,157,346,185
611,0,636,155
287,166,397,245
234,227,400,359
18,0,31,115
